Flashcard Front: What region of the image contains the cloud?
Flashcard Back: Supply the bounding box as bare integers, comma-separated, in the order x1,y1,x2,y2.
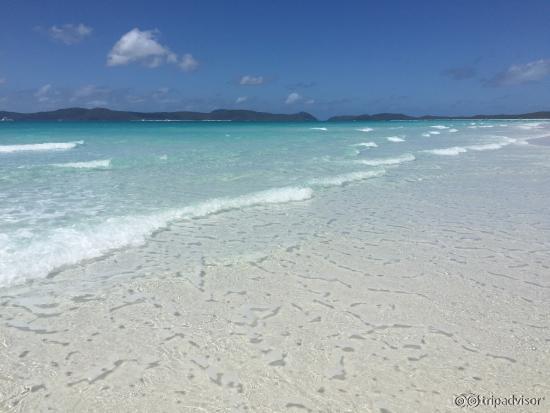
107,28,172,67
240,75,264,85
235,96,248,104
107,28,198,72
442,66,476,80
285,92,302,104
47,23,92,45
488,59,550,86
305,99,315,105
0,77,6,85
34,84,53,101
179,53,199,72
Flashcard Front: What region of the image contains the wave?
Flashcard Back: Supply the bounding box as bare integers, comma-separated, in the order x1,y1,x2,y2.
468,125,494,129
430,125,449,129
356,127,373,133
308,169,385,187
356,153,415,166
449,128,458,133
0,186,313,287
310,127,328,131
0,141,84,153
429,131,441,135
423,146,467,156
466,143,504,151
517,122,546,130
353,142,378,148
52,159,111,169
387,136,405,142
423,137,524,156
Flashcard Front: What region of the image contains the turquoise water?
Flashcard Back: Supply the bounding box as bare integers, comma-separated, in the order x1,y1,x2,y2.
0,120,547,286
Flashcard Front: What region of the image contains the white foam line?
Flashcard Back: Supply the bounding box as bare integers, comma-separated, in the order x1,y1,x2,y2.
422,146,468,156
386,136,405,142
52,159,111,169
352,142,378,148
0,141,84,153
356,153,415,166
356,127,373,133
0,186,313,287
310,127,328,131
308,169,385,187
422,137,524,156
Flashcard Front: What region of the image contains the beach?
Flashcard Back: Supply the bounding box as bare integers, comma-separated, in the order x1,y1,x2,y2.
1,120,549,412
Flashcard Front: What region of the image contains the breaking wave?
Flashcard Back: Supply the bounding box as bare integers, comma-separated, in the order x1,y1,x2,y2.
52,159,111,169
0,141,84,153
308,169,385,187
356,153,416,166
0,186,313,286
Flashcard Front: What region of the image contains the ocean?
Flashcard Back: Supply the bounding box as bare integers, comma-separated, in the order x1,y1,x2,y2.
0,119,548,288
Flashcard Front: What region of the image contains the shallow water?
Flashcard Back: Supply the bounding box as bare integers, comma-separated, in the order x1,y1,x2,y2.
0,119,548,287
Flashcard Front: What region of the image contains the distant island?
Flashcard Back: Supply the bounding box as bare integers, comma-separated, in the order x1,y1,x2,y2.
1,107,550,122
328,111,550,121
0,108,317,122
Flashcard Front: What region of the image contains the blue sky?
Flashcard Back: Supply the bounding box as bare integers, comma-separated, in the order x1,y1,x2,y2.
1,0,549,118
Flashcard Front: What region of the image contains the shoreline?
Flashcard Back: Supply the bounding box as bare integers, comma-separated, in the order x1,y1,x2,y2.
1,152,549,412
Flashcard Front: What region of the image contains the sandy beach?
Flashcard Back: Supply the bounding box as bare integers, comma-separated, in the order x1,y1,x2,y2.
1,144,549,412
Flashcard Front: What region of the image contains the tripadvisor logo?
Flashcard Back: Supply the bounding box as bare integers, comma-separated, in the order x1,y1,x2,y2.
454,393,545,408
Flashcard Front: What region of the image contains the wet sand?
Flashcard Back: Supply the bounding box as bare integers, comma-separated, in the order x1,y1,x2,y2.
1,148,550,412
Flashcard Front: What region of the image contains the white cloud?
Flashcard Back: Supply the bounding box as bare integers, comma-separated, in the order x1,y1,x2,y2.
107,28,170,67
240,75,264,85
305,99,315,105
0,77,5,85
180,53,199,72
491,58,550,86
34,84,52,101
235,96,248,104
285,92,302,104
107,28,198,72
48,23,92,45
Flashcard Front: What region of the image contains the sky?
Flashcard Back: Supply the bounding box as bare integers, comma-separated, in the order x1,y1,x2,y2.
0,0,549,119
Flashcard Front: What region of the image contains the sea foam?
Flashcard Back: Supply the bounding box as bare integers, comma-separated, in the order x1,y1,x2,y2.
353,142,378,148
423,147,467,156
0,186,313,286
356,153,415,166
309,169,385,187
0,141,84,153
423,137,522,156
387,136,405,142
356,127,373,133
52,159,111,169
